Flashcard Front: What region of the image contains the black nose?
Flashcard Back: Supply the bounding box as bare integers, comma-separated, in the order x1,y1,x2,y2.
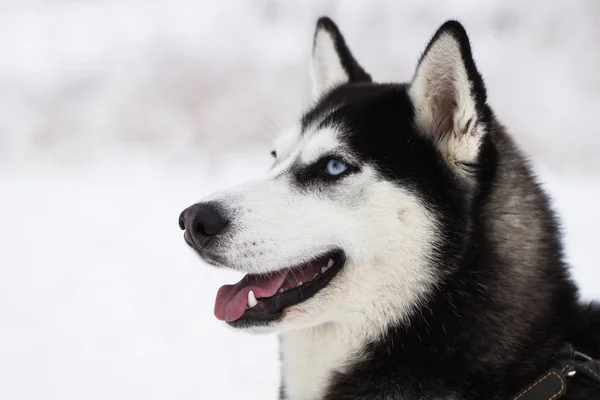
179,203,229,246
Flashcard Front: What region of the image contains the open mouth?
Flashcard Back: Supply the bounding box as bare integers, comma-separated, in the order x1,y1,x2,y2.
214,250,345,324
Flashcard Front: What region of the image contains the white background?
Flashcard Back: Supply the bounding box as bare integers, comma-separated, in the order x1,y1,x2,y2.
1,1,599,399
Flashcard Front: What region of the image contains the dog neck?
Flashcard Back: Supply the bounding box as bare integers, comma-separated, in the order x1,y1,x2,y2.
280,321,368,400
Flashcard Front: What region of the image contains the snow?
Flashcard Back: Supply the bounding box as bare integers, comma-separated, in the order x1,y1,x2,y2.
0,154,280,400
0,1,599,399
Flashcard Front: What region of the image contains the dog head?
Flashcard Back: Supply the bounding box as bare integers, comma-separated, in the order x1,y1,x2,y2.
180,18,491,333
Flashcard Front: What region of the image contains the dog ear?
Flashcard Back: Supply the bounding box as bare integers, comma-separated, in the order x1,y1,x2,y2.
311,17,371,100
409,21,488,173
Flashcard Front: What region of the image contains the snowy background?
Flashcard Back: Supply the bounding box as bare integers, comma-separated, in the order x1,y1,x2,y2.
1,1,599,399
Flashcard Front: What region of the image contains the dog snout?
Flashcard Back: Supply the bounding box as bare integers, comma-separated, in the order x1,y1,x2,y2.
179,202,229,247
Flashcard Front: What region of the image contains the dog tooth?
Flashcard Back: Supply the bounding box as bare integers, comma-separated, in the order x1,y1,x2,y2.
248,290,258,308
321,267,327,273
298,282,303,286
327,259,334,268
278,288,284,294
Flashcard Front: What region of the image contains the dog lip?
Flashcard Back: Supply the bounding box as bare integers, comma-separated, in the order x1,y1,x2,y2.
225,249,346,326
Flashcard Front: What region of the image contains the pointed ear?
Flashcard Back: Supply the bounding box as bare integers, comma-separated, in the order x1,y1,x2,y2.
409,21,488,173
311,17,371,99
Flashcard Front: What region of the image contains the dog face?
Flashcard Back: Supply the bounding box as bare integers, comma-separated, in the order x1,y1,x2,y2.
180,18,489,333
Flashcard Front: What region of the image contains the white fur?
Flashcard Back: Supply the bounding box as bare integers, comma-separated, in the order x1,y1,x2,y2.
200,125,440,399
409,32,484,178
281,323,364,400
279,178,438,399
311,28,349,99
300,126,353,165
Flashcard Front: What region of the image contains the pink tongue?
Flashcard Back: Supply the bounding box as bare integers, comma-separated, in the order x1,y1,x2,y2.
214,272,287,321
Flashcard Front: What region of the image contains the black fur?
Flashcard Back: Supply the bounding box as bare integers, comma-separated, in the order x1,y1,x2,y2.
280,19,600,400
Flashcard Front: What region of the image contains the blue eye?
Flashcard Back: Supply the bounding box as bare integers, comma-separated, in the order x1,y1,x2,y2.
325,159,348,176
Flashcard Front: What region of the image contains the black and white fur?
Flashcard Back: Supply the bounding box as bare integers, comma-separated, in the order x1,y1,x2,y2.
181,18,600,399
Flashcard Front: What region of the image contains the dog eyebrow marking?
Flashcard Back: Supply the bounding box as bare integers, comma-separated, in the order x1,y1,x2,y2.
299,126,345,165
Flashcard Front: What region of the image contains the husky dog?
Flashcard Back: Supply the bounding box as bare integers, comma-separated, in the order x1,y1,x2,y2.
179,18,600,399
